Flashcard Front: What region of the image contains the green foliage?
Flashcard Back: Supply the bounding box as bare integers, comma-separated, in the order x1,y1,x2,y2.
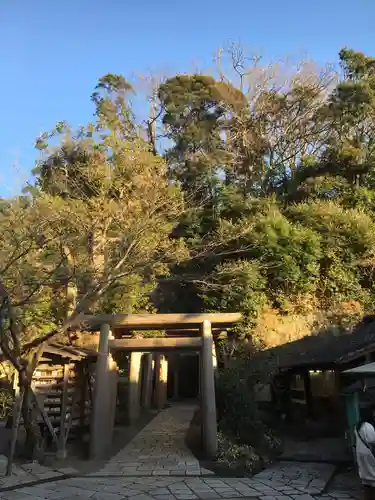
216,432,263,473
249,208,322,301
159,74,246,210
201,260,267,320
1,76,188,355
91,73,135,135
5,44,375,373
339,48,375,81
155,48,375,323
5,44,375,460
216,348,281,461
0,390,14,420
286,201,375,306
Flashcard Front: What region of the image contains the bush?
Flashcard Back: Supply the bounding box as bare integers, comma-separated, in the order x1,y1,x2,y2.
0,389,14,420
217,431,263,474
216,344,282,472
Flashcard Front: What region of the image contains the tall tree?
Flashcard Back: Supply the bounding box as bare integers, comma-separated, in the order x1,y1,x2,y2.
1,82,187,459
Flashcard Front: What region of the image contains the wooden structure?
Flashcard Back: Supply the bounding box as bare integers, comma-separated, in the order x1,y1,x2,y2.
266,317,375,429
31,343,97,457
109,337,202,351
84,313,241,331
7,342,97,475
83,312,242,460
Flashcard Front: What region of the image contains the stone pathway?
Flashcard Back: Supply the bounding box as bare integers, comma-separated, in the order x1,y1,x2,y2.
0,405,363,500
281,437,351,464
93,404,213,477
0,458,78,489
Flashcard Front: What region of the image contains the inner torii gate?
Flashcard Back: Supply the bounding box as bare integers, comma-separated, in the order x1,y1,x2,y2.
84,313,242,460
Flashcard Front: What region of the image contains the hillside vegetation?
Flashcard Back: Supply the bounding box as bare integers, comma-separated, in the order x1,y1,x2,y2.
1,46,375,457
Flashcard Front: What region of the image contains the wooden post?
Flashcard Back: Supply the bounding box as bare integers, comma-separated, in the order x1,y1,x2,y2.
303,370,314,418
89,323,112,459
333,368,343,416
212,342,218,379
198,352,201,399
64,386,79,445
6,372,24,476
79,364,87,435
153,355,168,409
173,354,179,400
108,353,118,430
127,352,142,423
31,388,60,448
57,363,70,459
153,354,161,408
200,320,217,459
160,356,168,408
365,354,372,394
141,354,153,410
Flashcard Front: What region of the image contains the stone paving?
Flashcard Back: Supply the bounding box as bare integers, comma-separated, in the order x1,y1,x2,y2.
253,462,335,496
0,458,76,489
92,405,213,477
0,405,363,500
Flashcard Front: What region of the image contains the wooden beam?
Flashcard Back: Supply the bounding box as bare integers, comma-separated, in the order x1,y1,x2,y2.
58,363,70,458
82,313,242,330
65,383,79,445
113,328,226,337
79,364,87,434
109,337,202,352
31,389,60,448
43,345,82,361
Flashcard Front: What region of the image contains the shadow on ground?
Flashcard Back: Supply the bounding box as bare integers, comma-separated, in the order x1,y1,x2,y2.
43,409,158,474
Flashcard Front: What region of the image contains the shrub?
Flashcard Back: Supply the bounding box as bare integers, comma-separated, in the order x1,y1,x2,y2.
216,344,282,472
0,389,14,420
216,431,263,474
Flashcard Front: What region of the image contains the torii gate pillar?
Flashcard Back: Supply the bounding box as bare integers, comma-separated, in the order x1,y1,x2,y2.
90,323,118,459
200,320,217,458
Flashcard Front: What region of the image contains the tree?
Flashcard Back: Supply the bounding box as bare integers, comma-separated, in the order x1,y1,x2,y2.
0,85,187,461
4,45,375,464
287,49,375,202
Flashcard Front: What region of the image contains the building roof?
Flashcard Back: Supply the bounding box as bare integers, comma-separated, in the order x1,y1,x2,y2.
265,318,375,371
0,342,98,365
343,362,375,375
42,342,98,361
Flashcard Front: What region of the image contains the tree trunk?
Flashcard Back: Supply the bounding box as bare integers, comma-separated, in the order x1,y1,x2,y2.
21,386,43,460
18,361,44,461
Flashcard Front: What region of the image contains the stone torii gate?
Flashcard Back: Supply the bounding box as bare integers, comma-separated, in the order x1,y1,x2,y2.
84,313,242,460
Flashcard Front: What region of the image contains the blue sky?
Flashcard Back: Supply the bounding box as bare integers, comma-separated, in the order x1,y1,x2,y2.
0,0,374,197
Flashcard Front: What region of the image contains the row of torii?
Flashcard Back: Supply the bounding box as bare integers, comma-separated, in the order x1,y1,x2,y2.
87,313,242,460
